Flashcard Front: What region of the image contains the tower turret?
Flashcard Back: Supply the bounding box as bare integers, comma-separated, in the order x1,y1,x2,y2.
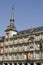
10,6,14,27
5,6,17,38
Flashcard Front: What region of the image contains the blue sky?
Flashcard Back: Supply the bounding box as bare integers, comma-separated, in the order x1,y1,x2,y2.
0,0,43,36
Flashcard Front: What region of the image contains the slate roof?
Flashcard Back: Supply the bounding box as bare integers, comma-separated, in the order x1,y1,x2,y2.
0,26,43,40
13,26,43,38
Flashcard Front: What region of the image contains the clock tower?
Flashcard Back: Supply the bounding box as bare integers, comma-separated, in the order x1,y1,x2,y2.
5,6,17,38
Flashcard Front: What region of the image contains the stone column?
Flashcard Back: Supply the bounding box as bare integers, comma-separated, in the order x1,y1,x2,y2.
8,63,10,65
17,63,19,65
12,63,14,65
34,62,36,65
41,63,43,65
22,63,25,65
28,63,30,65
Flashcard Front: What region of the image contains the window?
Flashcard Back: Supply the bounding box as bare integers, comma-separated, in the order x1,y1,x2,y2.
35,51,40,59
22,53,24,60
42,52,43,59
17,54,19,59
14,55,17,60
17,45,19,51
5,41,9,45
25,46,27,51
30,52,34,59
15,40,17,44
22,37,25,43
22,45,25,51
1,42,3,47
9,47,12,53
8,55,12,60
29,43,33,50
4,55,7,60
29,37,34,41
19,47,22,51
14,47,17,52
0,56,2,61
25,38,28,42
12,54,14,60
19,39,23,43
17,38,20,43
24,54,27,60
0,48,3,54
19,54,21,60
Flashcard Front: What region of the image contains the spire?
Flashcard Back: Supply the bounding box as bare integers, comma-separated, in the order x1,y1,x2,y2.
10,5,14,27
5,6,17,32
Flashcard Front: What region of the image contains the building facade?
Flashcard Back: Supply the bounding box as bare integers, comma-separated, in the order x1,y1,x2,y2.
0,7,43,65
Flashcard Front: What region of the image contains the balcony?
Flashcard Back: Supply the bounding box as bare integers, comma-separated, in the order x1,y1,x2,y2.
0,56,2,61
14,40,18,44
9,41,14,45
3,55,8,60
34,36,41,41
5,42,9,46
4,48,8,53
42,52,43,59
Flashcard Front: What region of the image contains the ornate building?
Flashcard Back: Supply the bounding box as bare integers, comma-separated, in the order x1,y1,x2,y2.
0,7,43,65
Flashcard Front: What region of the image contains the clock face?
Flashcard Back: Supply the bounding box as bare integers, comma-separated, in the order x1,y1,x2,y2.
37,44,40,47
10,31,17,36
